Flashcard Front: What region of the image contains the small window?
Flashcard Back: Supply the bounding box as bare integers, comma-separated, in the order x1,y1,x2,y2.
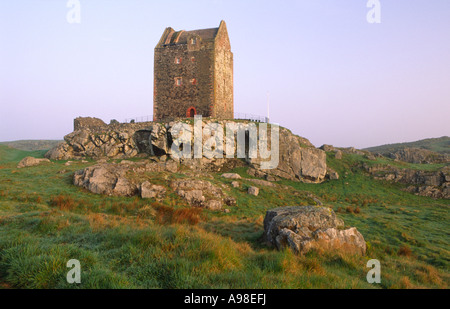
175,57,181,64
175,77,182,86
190,78,197,85
190,37,197,45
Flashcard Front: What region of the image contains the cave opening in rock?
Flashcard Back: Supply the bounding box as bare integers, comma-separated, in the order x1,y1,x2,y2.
134,130,166,156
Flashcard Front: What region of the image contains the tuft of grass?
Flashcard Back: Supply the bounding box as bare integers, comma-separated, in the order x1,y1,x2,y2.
49,195,77,211
155,205,203,225
398,245,413,257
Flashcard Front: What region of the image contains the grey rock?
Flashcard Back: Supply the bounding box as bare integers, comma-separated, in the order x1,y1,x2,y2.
17,157,51,168
48,117,329,183
221,173,242,179
327,168,339,180
263,206,366,255
385,148,449,164
140,181,166,199
248,186,259,196
247,179,276,187
319,144,336,152
205,200,223,211
224,196,237,206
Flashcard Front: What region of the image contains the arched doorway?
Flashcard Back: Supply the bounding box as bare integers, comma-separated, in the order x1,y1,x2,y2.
186,107,197,118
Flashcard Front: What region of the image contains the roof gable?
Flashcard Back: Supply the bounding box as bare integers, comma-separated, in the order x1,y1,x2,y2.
156,21,228,48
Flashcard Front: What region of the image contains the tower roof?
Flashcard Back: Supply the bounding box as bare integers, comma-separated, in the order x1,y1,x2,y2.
156,21,227,47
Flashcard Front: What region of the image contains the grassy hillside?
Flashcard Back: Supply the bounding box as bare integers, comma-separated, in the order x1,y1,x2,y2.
0,144,448,289
0,140,62,151
364,136,450,155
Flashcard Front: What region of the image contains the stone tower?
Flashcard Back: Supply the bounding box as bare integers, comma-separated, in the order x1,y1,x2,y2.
153,20,233,121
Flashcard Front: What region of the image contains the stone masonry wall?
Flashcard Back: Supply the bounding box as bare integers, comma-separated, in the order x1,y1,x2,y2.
213,23,233,119
154,41,215,120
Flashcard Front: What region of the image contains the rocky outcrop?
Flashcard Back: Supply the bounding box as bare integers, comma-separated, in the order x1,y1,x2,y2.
72,160,234,210
170,179,225,209
320,144,373,157
263,206,366,255
73,164,137,196
247,127,327,183
47,117,328,183
384,148,449,164
140,181,166,199
73,160,178,197
364,164,449,199
17,157,51,168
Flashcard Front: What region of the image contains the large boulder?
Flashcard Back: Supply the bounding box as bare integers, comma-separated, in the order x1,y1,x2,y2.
17,157,51,168
263,206,366,255
300,148,327,182
73,164,137,196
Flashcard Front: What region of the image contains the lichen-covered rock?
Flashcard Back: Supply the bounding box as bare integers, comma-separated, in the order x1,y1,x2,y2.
221,173,241,179
113,177,136,196
17,157,51,168
300,148,327,182
73,164,137,196
319,144,336,152
247,127,327,183
248,186,259,196
47,117,329,183
205,200,223,211
327,168,339,180
224,196,237,206
385,148,448,164
177,189,205,205
247,179,276,187
170,179,224,209
140,181,166,199
365,164,449,199
44,143,73,160
73,160,176,197
263,206,366,255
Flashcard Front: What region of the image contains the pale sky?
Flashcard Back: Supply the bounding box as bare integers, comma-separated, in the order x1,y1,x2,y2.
0,0,449,148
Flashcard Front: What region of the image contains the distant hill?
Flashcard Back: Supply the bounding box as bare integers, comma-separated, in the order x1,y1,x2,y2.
0,140,63,151
364,136,450,155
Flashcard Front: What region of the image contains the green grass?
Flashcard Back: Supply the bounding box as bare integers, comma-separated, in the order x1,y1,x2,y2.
364,136,450,155
0,145,448,289
0,140,62,152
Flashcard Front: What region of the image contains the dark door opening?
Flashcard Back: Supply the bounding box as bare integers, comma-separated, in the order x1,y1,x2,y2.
187,107,197,118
